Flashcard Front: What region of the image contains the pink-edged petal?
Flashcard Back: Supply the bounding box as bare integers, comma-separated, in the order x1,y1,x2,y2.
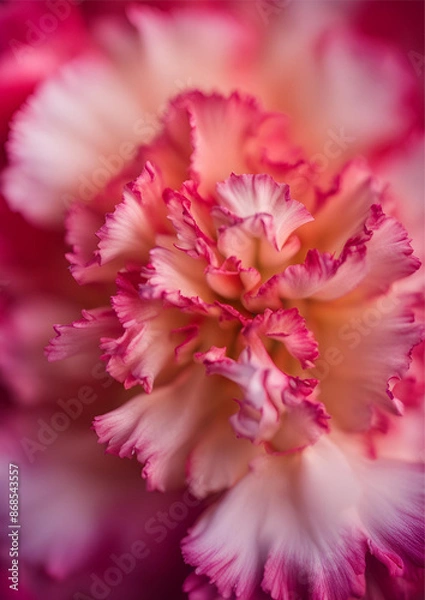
243,308,319,369
2,55,150,226
199,345,281,442
183,440,366,600
46,307,119,362
185,91,306,199
302,160,383,255
141,236,215,310
270,397,330,453
206,256,261,300
185,91,265,196
65,203,117,284
356,204,421,297
266,201,419,305
138,95,193,190
141,90,304,200
246,110,306,178
309,293,424,430
377,135,425,261
102,275,194,392
254,242,368,307
212,174,312,273
94,365,222,492
96,162,169,267
198,345,322,448
215,173,313,251
164,187,217,262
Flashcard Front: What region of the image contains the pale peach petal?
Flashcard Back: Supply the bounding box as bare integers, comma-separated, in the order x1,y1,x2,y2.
97,162,169,267
188,91,264,196
206,256,261,300
94,365,223,492
302,160,383,255
377,135,425,261
309,293,424,430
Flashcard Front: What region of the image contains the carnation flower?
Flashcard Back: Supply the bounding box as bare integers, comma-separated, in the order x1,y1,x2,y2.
1,2,424,600
45,88,424,599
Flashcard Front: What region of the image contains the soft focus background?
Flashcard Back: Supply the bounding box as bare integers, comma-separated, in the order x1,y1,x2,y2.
0,1,423,599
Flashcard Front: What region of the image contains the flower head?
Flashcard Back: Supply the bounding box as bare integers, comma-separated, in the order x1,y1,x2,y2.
1,2,423,599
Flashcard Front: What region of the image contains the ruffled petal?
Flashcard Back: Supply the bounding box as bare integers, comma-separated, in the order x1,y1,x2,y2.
94,365,222,492
96,162,169,267
206,257,261,300
198,343,323,448
354,204,421,298
377,135,425,261
302,160,383,255
214,173,313,253
46,308,119,361
102,275,194,392
309,293,424,430
243,308,319,369
183,439,366,600
253,243,367,307
164,185,217,262
186,91,265,196
65,203,116,285
141,236,216,310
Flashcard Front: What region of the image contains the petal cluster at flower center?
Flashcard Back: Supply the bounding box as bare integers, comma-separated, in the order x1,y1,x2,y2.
47,90,423,600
